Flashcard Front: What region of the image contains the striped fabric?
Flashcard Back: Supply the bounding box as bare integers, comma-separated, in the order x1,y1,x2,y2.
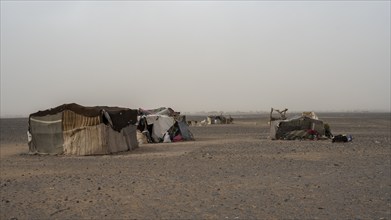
62,110,101,131
283,130,308,140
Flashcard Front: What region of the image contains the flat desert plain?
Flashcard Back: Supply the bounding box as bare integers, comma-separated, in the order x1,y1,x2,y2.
0,113,390,219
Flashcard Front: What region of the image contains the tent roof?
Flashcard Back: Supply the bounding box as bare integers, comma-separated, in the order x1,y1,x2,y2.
138,107,179,117
29,103,138,131
30,103,132,117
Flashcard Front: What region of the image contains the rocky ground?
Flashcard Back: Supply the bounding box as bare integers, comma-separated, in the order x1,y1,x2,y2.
0,113,390,219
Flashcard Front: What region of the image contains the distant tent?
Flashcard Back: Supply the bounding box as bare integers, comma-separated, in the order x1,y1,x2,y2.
270,113,326,140
28,103,138,155
137,107,194,143
206,115,233,125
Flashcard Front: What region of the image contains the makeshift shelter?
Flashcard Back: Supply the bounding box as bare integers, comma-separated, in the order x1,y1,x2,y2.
137,107,194,143
28,103,138,155
206,115,233,125
270,111,330,140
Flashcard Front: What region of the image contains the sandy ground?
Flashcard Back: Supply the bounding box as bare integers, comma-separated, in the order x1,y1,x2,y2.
0,113,390,219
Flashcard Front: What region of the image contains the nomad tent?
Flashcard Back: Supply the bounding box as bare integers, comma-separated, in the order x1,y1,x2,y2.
206,115,233,125
137,107,194,144
270,110,331,140
28,103,138,155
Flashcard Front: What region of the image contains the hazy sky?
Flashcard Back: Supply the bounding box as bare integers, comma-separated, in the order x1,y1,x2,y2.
1,1,390,117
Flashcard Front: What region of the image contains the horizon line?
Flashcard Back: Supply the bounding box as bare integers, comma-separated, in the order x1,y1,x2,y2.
1,109,390,119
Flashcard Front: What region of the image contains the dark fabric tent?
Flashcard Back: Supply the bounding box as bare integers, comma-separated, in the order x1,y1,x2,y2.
28,103,138,155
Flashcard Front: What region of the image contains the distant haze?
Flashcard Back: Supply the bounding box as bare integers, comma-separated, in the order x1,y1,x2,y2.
1,1,390,117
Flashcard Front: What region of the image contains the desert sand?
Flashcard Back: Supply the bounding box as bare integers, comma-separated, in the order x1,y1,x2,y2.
0,113,390,219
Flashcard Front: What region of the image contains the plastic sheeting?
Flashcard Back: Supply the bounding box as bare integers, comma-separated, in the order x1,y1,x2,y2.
146,115,175,142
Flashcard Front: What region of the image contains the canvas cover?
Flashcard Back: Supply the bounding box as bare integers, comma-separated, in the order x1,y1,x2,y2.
270,116,325,140
63,124,137,155
28,103,138,155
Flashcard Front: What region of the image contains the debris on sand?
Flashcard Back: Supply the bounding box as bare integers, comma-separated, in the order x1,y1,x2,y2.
332,134,353,143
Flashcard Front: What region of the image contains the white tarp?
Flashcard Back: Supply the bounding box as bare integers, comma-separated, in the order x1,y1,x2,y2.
146,115,175,142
